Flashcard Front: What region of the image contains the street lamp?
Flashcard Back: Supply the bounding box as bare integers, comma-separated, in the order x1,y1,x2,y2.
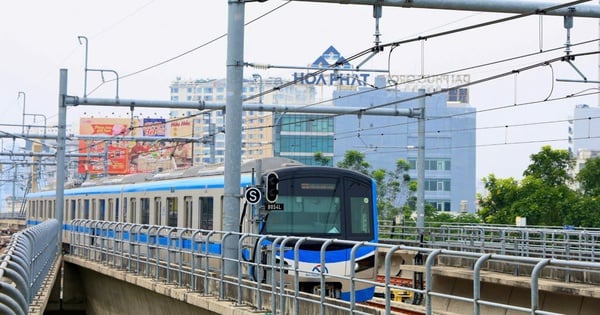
252,74,263,104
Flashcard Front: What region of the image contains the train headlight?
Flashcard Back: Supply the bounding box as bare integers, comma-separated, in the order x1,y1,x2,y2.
354,255,375,273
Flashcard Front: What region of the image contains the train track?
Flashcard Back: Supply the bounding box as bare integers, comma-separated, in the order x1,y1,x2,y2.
363,298,425,315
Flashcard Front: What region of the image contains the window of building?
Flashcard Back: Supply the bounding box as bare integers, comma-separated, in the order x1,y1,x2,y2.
427,200,452,211
448,88,469,103
424,179,451,191
409,158,451,171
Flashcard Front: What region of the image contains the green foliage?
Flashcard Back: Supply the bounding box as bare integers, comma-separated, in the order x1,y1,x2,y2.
313,152,332,166
336,150,413,221
478,146,600,228
576,156,600,196
523,145,574,186
336,150,370,175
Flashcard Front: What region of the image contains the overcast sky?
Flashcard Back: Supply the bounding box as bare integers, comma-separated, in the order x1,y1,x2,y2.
1,1,599,184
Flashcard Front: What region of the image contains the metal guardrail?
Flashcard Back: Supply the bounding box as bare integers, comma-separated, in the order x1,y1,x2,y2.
68,219,600,315
0,219,60,315
0,213,27,220
379,221,600,263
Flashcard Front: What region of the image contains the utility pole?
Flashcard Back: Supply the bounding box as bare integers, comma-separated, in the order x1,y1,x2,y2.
223,0,245,277
416,89,425,239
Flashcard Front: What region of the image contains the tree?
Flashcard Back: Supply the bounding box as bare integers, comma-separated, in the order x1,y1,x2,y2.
372,159,412,220
478,146,580,226
336,150,370,175
576,156,600,196
313,151,331,166
523,145,574,186
477,174,520,224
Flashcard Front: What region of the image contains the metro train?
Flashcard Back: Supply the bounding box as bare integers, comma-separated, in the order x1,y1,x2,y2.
25,157,378,301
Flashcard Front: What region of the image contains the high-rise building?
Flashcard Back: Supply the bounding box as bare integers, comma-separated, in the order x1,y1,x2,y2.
168,72,477,213
333,75,476,213
168,77,328,165
568,104,600,156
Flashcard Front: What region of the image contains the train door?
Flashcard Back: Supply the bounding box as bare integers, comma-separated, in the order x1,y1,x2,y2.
153,197,162,225
122,197,128,222
183,196,193,228
91,199,96,220
83,199,90,219
140,198,150,225
99,199,106,221
115,198,120,222
69,199,76,221
129,198,137,224
198,196,214,230
108,199,114,221
77,199,82,220
166,197,178,227
49,199,55,220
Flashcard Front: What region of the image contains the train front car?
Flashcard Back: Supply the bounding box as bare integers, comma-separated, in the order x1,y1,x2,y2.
260,166,378,302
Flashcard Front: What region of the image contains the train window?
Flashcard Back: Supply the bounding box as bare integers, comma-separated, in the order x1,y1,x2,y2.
115,198,120,222
166,197,178,227
349,197,370,234
198,197,213,230
99,199,106,221
345,178,373,238
184,196,193,228
83,199,90,219
69,199,76,221
266,177,342,236
154,197,162,225
130,198,137,223
140,198,150,224
140,198,150,225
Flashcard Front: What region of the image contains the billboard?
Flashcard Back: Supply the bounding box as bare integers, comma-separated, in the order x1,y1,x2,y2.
78,117,193,175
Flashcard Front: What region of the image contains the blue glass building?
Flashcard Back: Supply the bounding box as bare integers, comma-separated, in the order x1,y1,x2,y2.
333,76,476,213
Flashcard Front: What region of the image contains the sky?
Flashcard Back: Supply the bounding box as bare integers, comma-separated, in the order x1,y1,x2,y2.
1,1,599,187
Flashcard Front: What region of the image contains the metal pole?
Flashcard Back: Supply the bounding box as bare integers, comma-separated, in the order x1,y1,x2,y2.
223,0,245,277
18,92,26,135
12,163,17,215
416,89,426,238
287,0,600,18
56,69,68,244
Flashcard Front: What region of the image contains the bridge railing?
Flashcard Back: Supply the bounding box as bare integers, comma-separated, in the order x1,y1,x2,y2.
379,221,600,262
0,219,60,315
67,219,600,315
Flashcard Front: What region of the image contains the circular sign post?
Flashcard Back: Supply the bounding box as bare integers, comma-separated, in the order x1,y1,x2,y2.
245,187,261,205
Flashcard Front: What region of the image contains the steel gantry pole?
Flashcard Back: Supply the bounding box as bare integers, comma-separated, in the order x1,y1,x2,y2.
223,0,245,277
287,0,600,18
56,69,68,244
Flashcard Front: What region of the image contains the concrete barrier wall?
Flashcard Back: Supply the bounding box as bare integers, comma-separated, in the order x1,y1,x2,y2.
431,274,600,315
61,256,380,315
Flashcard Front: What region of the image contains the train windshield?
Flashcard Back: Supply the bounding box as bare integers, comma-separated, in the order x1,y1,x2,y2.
263,174,374,240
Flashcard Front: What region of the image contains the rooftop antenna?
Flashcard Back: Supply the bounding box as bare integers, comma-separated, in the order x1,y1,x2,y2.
557,8,600,84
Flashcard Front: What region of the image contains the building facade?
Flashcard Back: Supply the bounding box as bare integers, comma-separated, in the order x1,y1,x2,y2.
168,77,330,165
568,104,600,156
333,75,476,213
169,73,477,212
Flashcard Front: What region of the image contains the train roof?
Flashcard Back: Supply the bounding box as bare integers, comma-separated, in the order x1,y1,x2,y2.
27,157,304,198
